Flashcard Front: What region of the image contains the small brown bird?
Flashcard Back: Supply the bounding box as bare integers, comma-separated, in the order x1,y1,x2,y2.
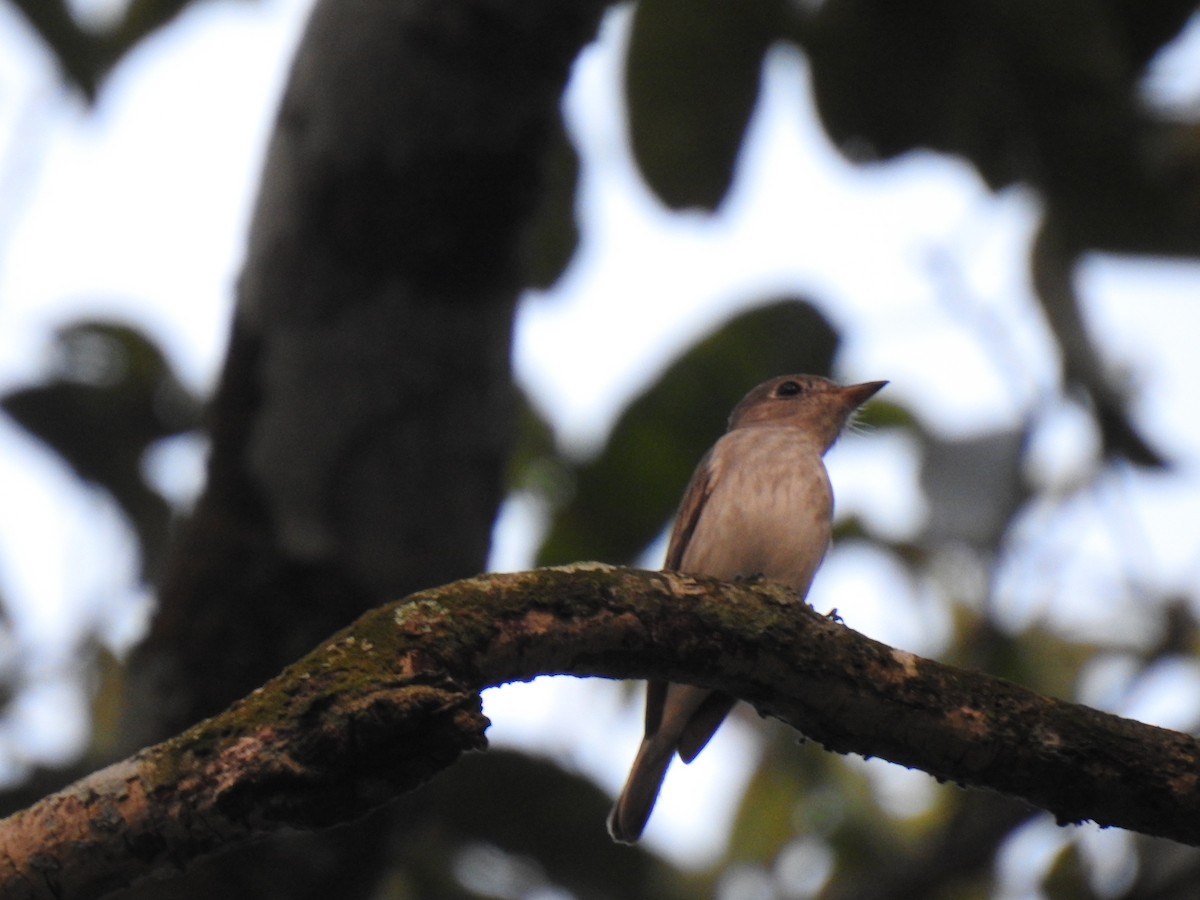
607,374,887,844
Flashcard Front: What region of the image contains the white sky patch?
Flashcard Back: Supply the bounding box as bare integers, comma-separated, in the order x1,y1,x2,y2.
0,0,313,392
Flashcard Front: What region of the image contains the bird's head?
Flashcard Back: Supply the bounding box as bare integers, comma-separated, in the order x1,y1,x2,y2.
727,374,887,451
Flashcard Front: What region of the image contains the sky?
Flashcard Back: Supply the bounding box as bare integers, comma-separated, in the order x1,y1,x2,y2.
4,0,1200,876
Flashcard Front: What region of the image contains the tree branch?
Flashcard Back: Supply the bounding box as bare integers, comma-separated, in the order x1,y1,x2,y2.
3,564,1199,898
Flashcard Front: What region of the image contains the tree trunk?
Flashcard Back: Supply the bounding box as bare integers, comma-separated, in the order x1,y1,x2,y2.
117,1,608,896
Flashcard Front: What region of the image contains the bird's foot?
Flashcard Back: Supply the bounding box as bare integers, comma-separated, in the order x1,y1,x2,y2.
732,572,767,585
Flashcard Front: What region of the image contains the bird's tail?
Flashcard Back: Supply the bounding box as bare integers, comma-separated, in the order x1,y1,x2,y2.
607,735,674,844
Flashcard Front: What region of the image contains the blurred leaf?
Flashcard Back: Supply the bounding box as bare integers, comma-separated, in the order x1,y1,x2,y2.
1,319,201,579
115,0,214,53
804,0,1200,255
1016,627,1106,701
1042,840,1092,899
726,723,824,866
1149,598,1200,661
0,591,16,721
395,749,690,900
8,0,102,98
823,791,1028,900
1118,834,1200,897
508,388,567,497
832,521,928,573
805,0,987,166
804,0,1130,190
87,645,128,761
950,614,1104,702
940,578,1109,711
1032,219,1168,468
522,114,581,290
536,297,839,566
11,0,219,100
626,0,788,210
920,429,1028,550
1112,0,1200,68
854,398,919,432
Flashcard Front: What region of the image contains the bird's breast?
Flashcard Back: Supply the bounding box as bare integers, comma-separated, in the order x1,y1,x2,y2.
679,428,833,595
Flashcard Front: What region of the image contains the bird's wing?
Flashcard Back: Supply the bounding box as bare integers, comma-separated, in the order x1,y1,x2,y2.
663,445,717,571
643,446,719,737
677,692,737,762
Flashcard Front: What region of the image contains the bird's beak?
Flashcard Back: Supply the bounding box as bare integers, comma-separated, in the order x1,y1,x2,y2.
839,380,888,409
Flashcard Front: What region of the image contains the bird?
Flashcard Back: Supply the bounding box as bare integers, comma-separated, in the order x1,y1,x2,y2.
607,374,887,844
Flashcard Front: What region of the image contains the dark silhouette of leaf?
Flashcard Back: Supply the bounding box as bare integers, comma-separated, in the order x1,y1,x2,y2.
10,0,222,99
626,0,788,210
804,0,1200,255
398,749,691,900
1,319,201,579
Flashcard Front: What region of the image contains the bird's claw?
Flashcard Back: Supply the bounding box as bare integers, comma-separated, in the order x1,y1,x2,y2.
733,572,767,584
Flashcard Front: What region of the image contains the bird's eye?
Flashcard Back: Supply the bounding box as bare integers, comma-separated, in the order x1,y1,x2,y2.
776,380,803,397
